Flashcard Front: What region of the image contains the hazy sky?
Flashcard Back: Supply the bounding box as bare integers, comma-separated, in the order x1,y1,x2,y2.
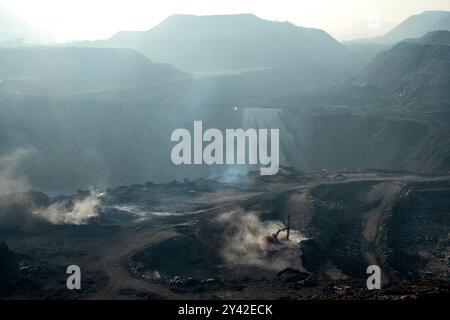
1,0,450,42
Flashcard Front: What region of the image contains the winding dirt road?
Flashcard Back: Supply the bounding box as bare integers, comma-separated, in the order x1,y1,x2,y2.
90,226,183,299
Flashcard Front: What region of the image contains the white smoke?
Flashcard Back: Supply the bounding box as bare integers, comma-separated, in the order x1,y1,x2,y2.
0,147,34,195
217,210,304,271
0,148,101,226
37,190,100,225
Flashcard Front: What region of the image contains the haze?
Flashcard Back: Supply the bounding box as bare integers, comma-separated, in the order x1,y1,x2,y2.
2,0,450,43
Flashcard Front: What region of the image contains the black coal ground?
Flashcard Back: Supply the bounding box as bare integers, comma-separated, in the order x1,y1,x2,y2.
1,168,449,300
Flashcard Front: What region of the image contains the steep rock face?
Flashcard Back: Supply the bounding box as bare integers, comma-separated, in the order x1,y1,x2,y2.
242,108,449,174
386,181,450,279
2,99,447,194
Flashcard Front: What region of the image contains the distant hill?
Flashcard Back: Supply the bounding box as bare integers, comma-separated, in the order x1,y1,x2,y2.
351,31,450,109
77,14,352,75
351,11,450,44
417,30,450,45
344,11,450,68
379,11,450,43
0,47,189,95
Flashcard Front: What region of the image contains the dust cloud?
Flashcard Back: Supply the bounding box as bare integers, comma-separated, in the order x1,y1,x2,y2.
216,210,305,271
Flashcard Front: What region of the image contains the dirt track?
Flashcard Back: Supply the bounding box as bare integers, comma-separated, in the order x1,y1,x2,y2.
360,182,405,282
89,227,181,299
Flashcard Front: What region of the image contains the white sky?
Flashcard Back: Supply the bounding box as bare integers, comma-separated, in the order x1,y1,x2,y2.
1,0,450,42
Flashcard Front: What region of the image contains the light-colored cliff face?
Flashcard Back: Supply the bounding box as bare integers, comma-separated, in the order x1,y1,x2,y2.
241,108,448,174
2,99,447,194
